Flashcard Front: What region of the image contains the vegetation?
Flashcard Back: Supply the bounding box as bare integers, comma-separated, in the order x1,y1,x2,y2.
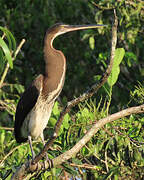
0,0,144,179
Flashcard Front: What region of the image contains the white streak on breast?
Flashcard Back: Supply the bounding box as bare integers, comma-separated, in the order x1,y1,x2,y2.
47,59,66,103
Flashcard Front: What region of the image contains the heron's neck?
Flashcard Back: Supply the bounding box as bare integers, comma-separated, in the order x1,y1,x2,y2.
42,34,66,97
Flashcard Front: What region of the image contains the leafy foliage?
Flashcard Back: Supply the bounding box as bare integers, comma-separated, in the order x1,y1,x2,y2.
130,82,144,104
0,26,16,69
0,0,144,179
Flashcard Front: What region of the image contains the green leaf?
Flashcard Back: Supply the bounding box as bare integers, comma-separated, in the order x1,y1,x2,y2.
13,84,25,94
82,33,91,40
0,130,5,149
89,36,95,50
49,117,57,127
63,113,70,129
0,26,16,52
7,29,17,52
108,48,125,86
0,37,13,68
52,101,60,116
0,49,5,74
114,48,125,66
108,66,120,87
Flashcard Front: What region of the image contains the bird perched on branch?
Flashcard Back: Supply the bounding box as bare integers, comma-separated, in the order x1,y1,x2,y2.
14,23,106,160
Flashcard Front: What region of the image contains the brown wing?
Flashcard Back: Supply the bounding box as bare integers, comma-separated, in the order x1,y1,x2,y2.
14,75,44,143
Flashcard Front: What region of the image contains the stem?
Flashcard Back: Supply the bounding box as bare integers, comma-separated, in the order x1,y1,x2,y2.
0,39,26,88
0,63,9,88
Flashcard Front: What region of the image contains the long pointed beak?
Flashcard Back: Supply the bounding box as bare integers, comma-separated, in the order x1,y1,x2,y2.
64,24,107,33
53,24,107,40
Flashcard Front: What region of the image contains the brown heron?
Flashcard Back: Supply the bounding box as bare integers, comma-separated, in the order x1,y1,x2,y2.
14,23,106,160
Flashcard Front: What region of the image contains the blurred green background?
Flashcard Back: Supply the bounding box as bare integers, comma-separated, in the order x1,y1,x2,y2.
0,0,144,179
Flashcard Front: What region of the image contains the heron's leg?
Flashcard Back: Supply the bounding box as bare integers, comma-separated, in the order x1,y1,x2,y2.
41,133,50,162
40,133,49,160
41,132,45,145
28,135,35,160
40,133,53,168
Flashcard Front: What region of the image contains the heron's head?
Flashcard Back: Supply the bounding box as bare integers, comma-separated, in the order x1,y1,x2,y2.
47,23,107,39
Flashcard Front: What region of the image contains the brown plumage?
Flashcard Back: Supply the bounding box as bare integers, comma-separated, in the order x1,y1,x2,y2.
14,23,106,160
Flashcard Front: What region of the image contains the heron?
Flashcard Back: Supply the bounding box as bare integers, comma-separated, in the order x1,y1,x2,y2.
14,23,105,160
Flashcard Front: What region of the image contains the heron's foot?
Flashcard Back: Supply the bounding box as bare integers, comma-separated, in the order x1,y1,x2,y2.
43,153,53,169
45,152,49,161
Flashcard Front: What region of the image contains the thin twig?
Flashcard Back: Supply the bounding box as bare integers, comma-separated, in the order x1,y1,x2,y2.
70,163,99,170
105,148,109,173
13,39,26,59
0,127,14,131
0,99,16,112
2,33,6,39
0,63,10,88
0,39,26,88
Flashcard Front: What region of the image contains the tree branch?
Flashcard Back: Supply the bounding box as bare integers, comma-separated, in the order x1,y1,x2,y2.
0,127,14,131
